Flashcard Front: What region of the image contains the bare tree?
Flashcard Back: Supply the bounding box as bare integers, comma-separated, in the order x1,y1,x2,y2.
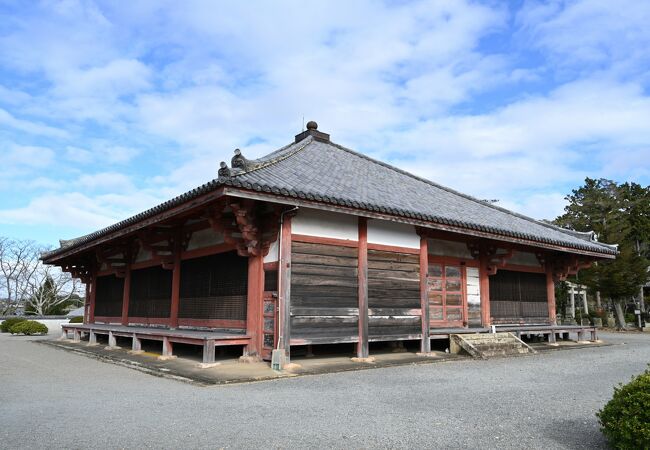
0,238,41,315
25,265,81,316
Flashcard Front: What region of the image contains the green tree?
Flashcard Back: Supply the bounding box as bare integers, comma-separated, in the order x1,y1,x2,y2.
555,178,650,328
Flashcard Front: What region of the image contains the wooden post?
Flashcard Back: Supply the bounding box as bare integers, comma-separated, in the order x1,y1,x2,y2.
169,235,182,329
546,265,557,325
279,214,293,360
357,217,369,359
203,339,216,364
479,254,491,327
419,236,430,353
89,271,97,324
245,253,265,357
121,263,131,326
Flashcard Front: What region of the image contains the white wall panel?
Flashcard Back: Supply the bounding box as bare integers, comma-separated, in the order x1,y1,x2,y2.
367,219,419,249
291,208,358,241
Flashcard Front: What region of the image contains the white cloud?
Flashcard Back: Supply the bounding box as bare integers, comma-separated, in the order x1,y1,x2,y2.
0,109,67,138
516,0,650,70
0,192,120,229
78,172,135,193
0,0,649,240
1,145,56,168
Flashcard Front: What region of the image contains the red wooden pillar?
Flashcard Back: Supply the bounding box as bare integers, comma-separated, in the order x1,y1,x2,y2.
357,217,369,358
279,214,292,360
121,264,131,326
479,254,491,327
246,252,265,357
169,239,181,329
88,271,97,324
419,236,430,353
546,265,557,325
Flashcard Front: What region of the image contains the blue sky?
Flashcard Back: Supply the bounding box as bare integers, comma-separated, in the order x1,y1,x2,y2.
1,0,649,248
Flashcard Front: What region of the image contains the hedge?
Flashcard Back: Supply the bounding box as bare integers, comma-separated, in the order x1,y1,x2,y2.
68,316,84,324
597,367,650,449
9,320,48,335
1,317,27,333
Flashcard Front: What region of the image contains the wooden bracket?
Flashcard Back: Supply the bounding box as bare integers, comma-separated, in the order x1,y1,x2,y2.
207,200,282,257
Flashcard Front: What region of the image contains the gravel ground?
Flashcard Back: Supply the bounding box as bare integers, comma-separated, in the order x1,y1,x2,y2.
1,331,648,449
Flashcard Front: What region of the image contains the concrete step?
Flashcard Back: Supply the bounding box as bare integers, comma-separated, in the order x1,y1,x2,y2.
450,332,536,359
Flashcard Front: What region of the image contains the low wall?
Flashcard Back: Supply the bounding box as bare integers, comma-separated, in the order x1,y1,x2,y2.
1,316,72,337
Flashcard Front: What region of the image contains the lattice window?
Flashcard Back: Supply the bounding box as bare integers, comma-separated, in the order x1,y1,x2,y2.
129,266,172,318
489,270,547,320
94,274,124,317
179,251,247,320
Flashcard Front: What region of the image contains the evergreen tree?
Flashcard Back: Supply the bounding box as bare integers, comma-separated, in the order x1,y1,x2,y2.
555,178,650,328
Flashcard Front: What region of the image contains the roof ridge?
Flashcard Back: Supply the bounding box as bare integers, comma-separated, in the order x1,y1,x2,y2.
326,140,599,244
231,136,313,177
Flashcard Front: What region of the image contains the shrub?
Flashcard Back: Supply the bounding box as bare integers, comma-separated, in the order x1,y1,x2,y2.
0,317,27,333
9,320,48,335
68,316,84,324
597,367,650,449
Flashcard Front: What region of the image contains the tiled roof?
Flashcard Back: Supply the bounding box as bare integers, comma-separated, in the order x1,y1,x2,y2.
43,125,617,260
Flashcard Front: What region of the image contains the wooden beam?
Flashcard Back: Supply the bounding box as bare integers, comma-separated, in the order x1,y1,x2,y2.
419,236,431,353
169,233,182,329
546,265,557,325
357,217,369,358
279,213,292,360
245,252,265,357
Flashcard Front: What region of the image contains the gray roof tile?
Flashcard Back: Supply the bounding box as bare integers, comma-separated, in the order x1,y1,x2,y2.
43,133,617,260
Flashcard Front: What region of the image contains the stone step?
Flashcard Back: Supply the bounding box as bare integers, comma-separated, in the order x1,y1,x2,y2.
450,332,535,359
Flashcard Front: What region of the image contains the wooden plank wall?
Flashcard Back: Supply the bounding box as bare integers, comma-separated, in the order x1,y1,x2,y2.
367,249,421,338
290,241,359,343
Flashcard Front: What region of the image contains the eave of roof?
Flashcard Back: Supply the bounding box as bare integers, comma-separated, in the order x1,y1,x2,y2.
43,129,618,262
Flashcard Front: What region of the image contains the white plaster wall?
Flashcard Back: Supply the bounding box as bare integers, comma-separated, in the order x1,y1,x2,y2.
34,319,71,336
264,234,280,263
367,219,419,249
186,228,224,251
428,238,473,259
509,250,541,267
291,208,358,241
